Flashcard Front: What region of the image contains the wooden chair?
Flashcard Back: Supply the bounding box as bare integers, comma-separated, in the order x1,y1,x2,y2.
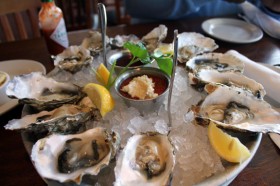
99,0,131,25
55,0,130,30
0,0,41,42
111,0,131,25
55,0,94,31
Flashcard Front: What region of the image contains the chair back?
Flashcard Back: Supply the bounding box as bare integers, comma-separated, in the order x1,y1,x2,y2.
55,0,94,31
0,0,41,42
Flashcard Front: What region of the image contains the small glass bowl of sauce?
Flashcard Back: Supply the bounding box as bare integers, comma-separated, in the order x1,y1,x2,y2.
108,50,154,75
114,67,170,114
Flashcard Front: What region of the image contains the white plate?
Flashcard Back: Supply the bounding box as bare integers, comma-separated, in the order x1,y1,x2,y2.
0,59,46,115
202,18,263,43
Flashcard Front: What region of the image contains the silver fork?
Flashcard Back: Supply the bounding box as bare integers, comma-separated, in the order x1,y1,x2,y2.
167,30,179,128
98,3,108,67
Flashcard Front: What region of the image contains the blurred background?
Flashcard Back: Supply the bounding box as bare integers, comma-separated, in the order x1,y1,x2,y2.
0,0,130,42
54,0,131,30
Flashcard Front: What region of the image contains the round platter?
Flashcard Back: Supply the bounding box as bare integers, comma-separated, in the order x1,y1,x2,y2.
21,127,261,186
21,64,262,186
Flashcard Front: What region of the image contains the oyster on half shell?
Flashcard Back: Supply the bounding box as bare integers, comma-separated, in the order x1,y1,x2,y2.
191,85,280,134
53,45,93,73
4,97,100,136
177,32,218,63
31,127,120,184
81,30,109,56
142,24,168,53
189,68,266,98
109,34,140,49
114,132,175,186
5,72,85,111
186,52,244,73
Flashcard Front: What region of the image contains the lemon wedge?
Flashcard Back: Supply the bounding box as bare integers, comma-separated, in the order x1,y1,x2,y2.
96,63,110,85
208,121,251,163
0,71,7,86
83,83,115,117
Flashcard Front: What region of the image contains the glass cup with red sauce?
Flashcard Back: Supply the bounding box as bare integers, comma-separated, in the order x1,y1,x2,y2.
107,50,155,75
114,67,170,114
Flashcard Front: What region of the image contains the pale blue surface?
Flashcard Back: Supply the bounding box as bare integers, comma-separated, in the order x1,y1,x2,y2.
124,0,280,22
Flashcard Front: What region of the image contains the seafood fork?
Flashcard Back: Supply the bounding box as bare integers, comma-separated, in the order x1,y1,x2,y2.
167,30,179,128
98,3,108,67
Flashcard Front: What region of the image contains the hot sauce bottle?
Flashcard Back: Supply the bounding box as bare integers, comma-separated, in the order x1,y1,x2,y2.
39,0,69,55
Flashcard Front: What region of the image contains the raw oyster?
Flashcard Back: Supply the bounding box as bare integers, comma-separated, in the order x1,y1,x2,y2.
189,68,266,98
114,132,175,186
109,34,140,49
81,30,109,56
53,45,93,73
6,72,85,111
31,127,120,184
142,24,168,53
177,32,218,63
154,43,174,55
4,98,100,135
186,52,244,73
191,85,280,134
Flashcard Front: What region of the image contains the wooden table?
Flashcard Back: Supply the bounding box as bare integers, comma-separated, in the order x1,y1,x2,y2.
0,17,280,186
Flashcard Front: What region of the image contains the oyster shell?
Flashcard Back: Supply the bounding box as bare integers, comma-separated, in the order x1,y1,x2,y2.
177,32,218,63
4,99,100,135
154,43,174,55
109,34,140,49
142,24,168,53
191,85,280,134
186,52,244,73
114,132,175,186
189,69,266,98
53,45,93,73
81,30,109,56
5,72,85,111
31,127,120,184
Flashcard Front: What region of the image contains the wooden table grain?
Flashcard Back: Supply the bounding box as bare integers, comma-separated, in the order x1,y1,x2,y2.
0,17,279,186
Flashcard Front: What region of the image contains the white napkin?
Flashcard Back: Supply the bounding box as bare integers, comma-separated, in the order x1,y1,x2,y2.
239,2,280,39
226,50,280,105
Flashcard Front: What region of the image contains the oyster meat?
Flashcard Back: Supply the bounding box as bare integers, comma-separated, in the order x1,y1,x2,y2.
31,127,120,184
192,85,280,134
81,30,109,56
114,132,175,186
5,72,85,111
186,52,244,73
189,68,266,98
177,32,218,63
53,45,93,73
142,24,168,53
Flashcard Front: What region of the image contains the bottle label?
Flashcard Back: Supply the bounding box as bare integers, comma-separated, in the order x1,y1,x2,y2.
50,18,69,48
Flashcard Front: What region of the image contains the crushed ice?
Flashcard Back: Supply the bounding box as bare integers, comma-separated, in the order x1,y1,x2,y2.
52,56,225,185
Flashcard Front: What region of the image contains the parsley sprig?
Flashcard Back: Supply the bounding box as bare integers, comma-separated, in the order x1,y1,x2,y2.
97,41,173,90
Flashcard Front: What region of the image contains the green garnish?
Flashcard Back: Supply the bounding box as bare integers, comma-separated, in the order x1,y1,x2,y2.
94,41,173,90
124,42,173,75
